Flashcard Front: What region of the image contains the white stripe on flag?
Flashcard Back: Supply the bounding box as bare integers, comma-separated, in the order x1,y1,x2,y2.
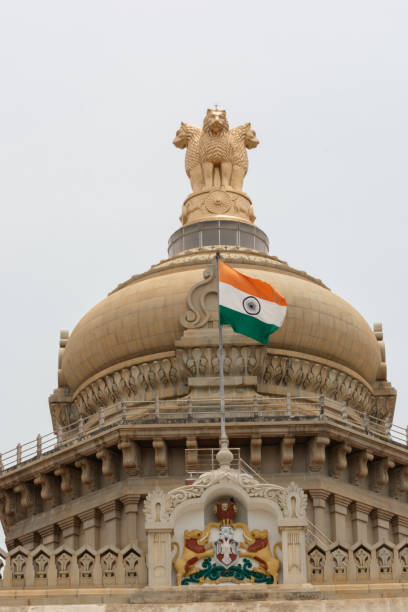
219,281,287,326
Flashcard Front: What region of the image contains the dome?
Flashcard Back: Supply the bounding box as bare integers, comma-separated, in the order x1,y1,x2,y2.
51,108,395,429
59,246,382,415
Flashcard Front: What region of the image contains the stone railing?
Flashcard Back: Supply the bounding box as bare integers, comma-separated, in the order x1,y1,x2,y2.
0,544,146,588
307,540,408,584
1,396,406,473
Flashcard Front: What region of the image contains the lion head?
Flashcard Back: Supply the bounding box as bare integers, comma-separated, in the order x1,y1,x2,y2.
244,125,259,149
249,528,268,540
203,109,229,135
184,528,208,543
173,122,189,149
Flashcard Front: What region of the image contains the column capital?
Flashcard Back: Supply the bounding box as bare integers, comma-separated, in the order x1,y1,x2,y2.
78,507,100,527
58,516,80,533
38,524,58,539
329,494,350,515
120,494,141,512
392,515,408,530
99,499,121,519
349,501,372,516
372,508,394,522
308,489,331,502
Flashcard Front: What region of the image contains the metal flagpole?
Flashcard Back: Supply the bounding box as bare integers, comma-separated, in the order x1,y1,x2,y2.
216,251,228,445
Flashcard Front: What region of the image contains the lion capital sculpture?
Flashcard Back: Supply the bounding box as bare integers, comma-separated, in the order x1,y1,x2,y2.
173,108,259,193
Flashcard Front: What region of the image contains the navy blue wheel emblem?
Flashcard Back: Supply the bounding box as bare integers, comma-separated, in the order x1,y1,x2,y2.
242,295,261,316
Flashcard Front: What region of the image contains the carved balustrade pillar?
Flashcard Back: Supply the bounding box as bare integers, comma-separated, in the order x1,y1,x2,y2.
350,502,372,543
78,508,100,549
120,494,141,544
372,508,394,543
100,500,121,548
329,494,350,543
309,489,330,536
58,517,80,550
39,525,59,550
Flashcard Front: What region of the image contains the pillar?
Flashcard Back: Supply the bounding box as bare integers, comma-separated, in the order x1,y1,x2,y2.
279,520,308,584
372,508,394,543
309,489,330,537
100,500,121,548
120,494,141,544
58,517,80,550
350,502,371,543
146,529,173,586
391,515,408,544
78,508,100,548
329,494,350,542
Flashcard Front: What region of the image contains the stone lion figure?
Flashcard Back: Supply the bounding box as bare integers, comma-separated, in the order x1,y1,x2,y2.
199,108,231,190
173,122,202,192
173,109,259,193
229,123,259,191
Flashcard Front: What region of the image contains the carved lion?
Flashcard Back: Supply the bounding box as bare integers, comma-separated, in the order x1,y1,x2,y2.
172,528,212,586
199,109,232,189
173,122,202,192
229,123,259,191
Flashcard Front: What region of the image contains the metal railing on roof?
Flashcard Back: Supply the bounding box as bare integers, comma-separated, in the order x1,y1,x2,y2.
0,395,405,473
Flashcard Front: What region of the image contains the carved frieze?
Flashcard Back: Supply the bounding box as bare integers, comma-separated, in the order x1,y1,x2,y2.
55,350,390,429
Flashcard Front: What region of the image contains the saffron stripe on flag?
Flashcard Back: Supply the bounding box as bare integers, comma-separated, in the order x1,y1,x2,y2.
219,260,286,305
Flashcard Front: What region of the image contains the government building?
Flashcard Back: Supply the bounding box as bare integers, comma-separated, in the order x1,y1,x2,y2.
0,109,406,610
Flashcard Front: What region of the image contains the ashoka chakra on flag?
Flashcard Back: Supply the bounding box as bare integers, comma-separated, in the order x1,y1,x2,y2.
218,260,287,345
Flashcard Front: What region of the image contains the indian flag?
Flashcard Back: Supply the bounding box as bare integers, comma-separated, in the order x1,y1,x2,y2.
218,260,287,345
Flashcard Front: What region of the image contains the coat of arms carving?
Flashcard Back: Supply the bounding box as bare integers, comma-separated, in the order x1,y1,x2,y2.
171,499,281,586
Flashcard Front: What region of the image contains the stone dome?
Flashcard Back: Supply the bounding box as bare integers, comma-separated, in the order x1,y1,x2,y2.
59,246,382,414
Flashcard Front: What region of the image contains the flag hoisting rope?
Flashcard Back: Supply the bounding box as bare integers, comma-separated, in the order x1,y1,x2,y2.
215,252,287,448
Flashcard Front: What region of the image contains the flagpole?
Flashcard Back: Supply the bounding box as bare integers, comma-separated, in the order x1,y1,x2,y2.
216,251,228,446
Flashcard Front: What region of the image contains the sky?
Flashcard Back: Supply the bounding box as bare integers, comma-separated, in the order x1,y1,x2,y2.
0,1,407,473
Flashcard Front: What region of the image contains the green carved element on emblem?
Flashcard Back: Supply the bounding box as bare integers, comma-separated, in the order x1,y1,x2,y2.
181,558,274,585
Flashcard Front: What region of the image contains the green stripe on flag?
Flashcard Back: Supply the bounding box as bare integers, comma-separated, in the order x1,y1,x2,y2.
219,305,279,345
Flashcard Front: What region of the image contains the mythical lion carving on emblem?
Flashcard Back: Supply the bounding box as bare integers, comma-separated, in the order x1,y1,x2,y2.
173,108,259,193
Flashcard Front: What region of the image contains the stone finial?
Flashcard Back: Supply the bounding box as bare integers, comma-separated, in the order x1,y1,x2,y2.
216,438,233,468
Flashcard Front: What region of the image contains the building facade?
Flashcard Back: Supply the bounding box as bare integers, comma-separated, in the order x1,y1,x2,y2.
0,109,406,610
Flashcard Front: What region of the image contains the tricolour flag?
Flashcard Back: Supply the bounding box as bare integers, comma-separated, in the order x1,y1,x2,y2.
218,260,287,345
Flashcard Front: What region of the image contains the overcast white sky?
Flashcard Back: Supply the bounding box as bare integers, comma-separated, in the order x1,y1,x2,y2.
1,1,407,460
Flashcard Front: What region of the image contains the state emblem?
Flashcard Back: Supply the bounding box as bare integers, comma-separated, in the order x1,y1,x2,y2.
172,498,282,586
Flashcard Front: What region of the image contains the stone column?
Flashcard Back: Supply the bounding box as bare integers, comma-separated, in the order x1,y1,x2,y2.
58,517,80,550
350,502,372,543
309,489,330,538
279,519,308,584
39,525,59,550
120,494,141,545
78,508,100,549
329,494,350,543
391,515,408,544
146,529,173,586
372,508,394,542
100,500,121,548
